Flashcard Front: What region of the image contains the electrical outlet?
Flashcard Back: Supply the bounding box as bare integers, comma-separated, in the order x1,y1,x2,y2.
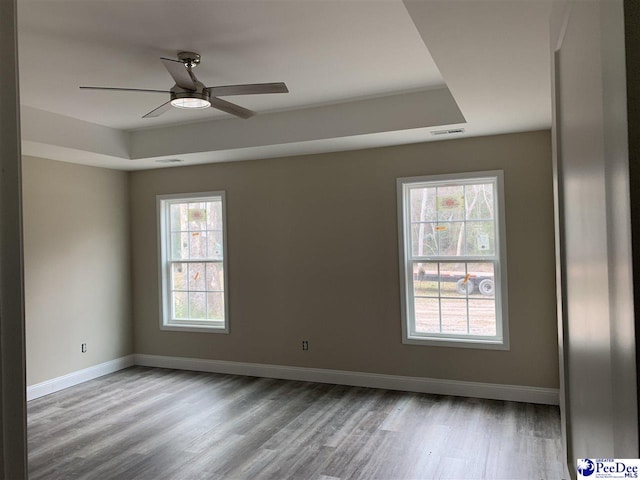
302,340,309,351
81,343,87,353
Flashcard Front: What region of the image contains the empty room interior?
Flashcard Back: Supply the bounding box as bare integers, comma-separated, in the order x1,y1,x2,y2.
1,0,638,479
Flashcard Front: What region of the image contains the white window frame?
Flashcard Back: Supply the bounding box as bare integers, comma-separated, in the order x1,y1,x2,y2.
397,171,509,350
157,191,229,333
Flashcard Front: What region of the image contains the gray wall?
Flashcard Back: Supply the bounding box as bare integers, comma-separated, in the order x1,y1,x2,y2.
552,0,638,470
22,156,132,386
130,130,559,388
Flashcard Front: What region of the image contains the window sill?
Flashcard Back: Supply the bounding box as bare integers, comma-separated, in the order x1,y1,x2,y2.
161,324,228,334
403,335,509,350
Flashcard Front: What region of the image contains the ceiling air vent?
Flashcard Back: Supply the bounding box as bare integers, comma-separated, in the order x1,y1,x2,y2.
156,158,183,164
431,128,466,136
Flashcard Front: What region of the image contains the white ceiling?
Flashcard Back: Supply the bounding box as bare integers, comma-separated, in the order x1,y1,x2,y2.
16,0,554,170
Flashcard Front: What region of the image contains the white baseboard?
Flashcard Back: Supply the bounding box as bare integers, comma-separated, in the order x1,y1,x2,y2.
27,355,135,401
134,354,559,405
26,353,559,405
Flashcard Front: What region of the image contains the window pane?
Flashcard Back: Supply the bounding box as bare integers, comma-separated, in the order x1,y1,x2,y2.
469,299,496,336
435,222,465,256
188,263,206,291
410,261,498,337
437,185,465,221
207,292,225,320
439,262,469,297
207,231,224,260
468,262,495,298
465,183,494,220
440,298,468,334
411,223,437,256
206,200,223,230
409,187,437,222
414,297,440,334
170,204,187,231
465,221,495,256
413,262,438,297
171,263,187,290
172,291,188,319
189,231,207,259
187,203,207,231
205,263,224,292
171,232,189,260
189,292,207,319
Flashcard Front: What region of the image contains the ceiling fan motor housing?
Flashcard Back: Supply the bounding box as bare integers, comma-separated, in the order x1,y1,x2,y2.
177,51,201,69
171,88,210,103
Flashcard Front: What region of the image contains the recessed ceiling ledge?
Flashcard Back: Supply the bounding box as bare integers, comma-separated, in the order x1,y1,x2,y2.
21,105,130,160
19,88,464,169
129,88,464,160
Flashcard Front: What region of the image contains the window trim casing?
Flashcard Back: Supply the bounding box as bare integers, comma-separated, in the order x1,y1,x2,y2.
157,191,230,334
396,170,509,350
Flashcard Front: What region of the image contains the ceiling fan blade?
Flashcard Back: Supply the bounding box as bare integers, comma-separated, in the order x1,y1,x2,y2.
160,57,196,90
207,82,289,97
211,97,255,119
142,100,173,118
80,86,170,94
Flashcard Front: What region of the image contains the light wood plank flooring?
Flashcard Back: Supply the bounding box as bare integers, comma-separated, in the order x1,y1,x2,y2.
28,367,565,479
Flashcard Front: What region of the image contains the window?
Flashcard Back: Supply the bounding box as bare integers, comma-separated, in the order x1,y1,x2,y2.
397,171,508,349
157,192,229,333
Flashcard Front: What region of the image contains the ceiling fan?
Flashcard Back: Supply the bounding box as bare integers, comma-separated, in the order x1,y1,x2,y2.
80,51,289,119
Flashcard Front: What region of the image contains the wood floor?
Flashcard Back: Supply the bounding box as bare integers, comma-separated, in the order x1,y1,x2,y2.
28,367,565,480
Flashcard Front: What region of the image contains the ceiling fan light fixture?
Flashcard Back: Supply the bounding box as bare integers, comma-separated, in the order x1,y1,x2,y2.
170,89,211,109
170,97,211,109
